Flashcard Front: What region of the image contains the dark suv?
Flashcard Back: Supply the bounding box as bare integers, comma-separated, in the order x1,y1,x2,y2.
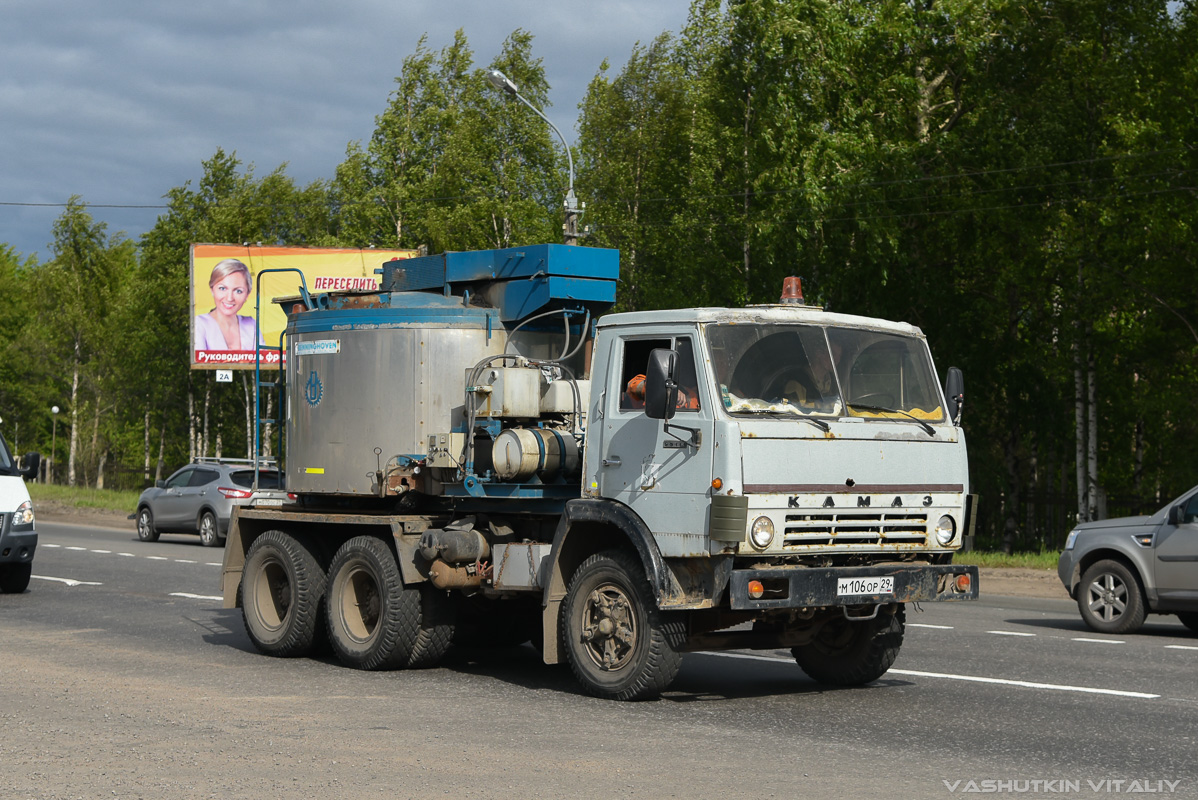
133,460,289,547
1058,486,1198,634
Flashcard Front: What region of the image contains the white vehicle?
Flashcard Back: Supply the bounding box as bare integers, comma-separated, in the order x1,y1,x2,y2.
0,430,38,593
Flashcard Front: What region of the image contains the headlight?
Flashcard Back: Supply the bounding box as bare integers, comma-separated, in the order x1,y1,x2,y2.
1064,528,1080,550
750,516,775,549
934,515,956,546
12,500,35,528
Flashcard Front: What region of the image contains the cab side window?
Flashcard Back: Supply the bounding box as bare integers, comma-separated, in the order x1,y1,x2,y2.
617,336,701,412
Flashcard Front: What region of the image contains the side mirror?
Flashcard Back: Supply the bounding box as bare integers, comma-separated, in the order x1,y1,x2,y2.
1168,504,1184,526
644,348,678,421
156,479,166,489
945,367,964,424
18,452,41,481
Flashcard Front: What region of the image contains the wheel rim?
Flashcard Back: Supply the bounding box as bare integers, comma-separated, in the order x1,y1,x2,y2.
338,563,382,644
200,514,216,543
138,511,151,537
251,557,291,632
1086,573,1128,622
579,583,637,671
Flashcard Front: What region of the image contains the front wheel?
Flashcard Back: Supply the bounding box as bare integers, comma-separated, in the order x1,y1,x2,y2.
561,550,684,701
0,562,32,593
792,606,905,686
198,511,221,547
325,536,454,670
1077,559,1146,634
240,530,326,657
136,507,159,542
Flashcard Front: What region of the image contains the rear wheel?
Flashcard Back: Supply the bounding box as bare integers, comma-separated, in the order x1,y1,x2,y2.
0,563,32,593
561,550,684,701
198,511,221,547
240,530,326,657
136,507,159,542
1077,559,1146,634
792,606,905,686
325,536,454,670
1176,612,1198,634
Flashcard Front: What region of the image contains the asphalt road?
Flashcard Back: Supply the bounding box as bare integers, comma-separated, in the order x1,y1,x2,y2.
2,520,1195,800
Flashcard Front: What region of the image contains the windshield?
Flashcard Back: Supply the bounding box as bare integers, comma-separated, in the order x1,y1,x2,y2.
0,431,15,474
705,323,946,422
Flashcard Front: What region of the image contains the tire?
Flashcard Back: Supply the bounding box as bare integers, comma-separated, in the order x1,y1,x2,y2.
325,536,454,670
136,507,159,542
1077,559,1146,634
198,511,221,547
1175,613,1198,634
0,562,32,593
560,550,685,701
793,606,905,686
239,530,326,657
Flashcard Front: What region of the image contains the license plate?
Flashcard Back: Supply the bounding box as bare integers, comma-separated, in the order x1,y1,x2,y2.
837,576,894,596
254,498,284,507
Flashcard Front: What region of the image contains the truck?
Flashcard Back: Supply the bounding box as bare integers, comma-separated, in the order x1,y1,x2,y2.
221,244,978,700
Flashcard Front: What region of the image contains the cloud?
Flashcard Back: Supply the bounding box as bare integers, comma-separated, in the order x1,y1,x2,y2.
0,0,691,258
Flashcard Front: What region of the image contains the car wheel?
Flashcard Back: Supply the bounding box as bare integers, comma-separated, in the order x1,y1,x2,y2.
1177,613,1198,634
1077,559,1146,634
136,507,159,542
792,606,905,686
240,530,326,657
198,511,220,547
0,563,32,593
325,535,454,670
560,550,685,700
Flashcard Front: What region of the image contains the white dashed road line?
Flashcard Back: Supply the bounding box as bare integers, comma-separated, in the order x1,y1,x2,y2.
989,630,1036,637
31,575,102,587
909,623,954,630
700,651,1161,699
170,592,223,602
1073,637,1125,644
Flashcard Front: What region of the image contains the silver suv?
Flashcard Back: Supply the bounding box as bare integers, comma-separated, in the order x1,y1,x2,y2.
134,460,289,547
1058,486,1198,634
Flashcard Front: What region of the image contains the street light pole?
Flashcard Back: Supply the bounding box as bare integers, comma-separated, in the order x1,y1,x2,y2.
486,68,581,246
49,405,59,485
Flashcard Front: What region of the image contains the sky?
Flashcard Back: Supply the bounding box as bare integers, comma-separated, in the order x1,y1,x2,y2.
0,0,694,261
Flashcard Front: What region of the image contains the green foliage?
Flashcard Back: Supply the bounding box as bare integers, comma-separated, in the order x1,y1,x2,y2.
28,482,142,513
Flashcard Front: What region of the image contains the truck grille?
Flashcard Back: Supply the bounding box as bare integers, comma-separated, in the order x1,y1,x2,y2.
782,511,928,547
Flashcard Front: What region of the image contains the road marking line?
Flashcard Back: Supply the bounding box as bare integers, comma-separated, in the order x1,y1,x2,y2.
1165,645,1198,651
909,623,954,629
65,546,87,551
698,652,1160,699
1073,637,1125,644
145,556,168,561
989,630,1036,637
170,592,223,601
205,562,222,567
31,575,102,587
42,543,61,548
91,549,111,554
174,559,196,564
118,553,135,557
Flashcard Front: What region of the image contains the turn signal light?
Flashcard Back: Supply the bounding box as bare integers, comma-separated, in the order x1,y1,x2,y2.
748,580,765,599
711,477,723,491
954,574,972,592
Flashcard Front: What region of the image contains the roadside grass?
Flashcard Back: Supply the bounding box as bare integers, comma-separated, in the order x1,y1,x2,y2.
28,483,141,513
954,550,1059,570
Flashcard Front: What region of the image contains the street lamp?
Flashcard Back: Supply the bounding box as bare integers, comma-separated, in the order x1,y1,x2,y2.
49,405,59,484
486,68,581,245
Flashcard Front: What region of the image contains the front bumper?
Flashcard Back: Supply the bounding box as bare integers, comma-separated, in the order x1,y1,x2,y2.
728,563,978,610
0,513,37,565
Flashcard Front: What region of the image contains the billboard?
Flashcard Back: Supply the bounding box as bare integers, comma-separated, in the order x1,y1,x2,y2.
190,244,418,369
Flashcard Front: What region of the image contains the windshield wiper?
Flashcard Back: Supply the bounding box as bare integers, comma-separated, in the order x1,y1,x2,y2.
744,408,831,432
846,403,936,436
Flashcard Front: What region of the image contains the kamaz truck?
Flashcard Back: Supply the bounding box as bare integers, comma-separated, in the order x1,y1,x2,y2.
221,244,978,700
